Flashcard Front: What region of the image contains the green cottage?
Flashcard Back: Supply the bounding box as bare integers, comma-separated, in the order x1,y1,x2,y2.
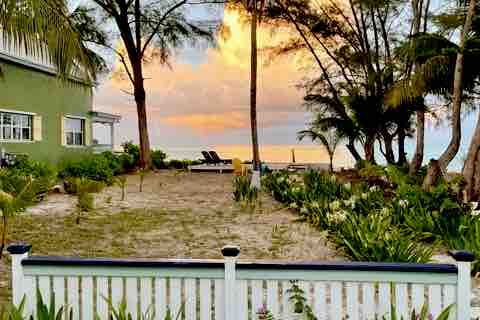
0,50,120,163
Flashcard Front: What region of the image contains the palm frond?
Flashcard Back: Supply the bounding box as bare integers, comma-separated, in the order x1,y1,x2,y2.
0,0,97,82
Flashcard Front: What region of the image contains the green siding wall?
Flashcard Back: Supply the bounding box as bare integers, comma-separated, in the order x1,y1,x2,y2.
0,60,93,163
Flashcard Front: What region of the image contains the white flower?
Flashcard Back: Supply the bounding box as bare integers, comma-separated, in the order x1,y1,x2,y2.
300,206,308,214
329,200,341,211
277,176,286,183
398,199,409,208
344,196,357,209
472,210,480,217
344,182,351,190
328,210,347,223
361,193,368,200
370,185,379,192
380,207,389,216
289,202,298,209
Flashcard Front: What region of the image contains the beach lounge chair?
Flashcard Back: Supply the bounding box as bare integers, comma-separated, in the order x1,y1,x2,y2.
209,151,232,164
201,151,216,165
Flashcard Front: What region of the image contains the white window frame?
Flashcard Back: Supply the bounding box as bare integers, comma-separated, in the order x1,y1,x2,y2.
0,111,33,142
64,116,85,147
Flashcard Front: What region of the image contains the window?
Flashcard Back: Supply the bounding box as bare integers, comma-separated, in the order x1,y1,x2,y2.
0,112,32,141
64,117,85,146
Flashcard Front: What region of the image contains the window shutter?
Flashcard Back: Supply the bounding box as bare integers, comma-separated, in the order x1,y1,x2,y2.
84,118,91,146
33,115,42,141
60,115,66,146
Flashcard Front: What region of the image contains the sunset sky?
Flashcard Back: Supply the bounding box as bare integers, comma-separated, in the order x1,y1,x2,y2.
91,2,477,169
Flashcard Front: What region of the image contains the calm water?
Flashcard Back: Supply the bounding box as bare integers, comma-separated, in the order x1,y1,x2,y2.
152,144,355,168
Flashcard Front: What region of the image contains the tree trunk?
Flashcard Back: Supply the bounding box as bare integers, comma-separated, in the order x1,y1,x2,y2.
347,137,362,164
364,135,375,163
397,128,407,165
422,159,441,191
250,5,261,171
410,110,425,174
329,154,334,173
132,61,152,169
463,110,480,201
423,0,476,189
383,132,395,164
437,0,476,169
409,0,428,175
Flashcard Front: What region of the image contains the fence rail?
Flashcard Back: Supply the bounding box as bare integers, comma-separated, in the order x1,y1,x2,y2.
7,244,474,320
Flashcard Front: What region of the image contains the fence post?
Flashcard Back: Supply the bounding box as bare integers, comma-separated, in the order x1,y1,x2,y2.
222,245,240,320
7,243,32,306
449,250,475,320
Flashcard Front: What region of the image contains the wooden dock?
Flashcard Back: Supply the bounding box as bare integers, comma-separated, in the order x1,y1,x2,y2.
188,164,235,173
188,162,332,173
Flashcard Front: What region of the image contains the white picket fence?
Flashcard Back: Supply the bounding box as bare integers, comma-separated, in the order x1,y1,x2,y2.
8,244,475,320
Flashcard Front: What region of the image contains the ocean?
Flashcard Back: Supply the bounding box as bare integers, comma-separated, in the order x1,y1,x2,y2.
152,144,355,168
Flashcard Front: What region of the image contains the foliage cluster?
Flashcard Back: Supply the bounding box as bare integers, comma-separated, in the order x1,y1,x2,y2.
0,291,183,320
58,153,117,185
233,175,259,205
263,168,479,267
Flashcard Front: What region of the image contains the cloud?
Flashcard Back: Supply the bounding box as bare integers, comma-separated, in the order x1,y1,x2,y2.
94,6,308,143
162,112,249,133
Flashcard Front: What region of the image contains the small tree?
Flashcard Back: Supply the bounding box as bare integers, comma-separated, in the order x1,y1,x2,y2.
116,176,128,201
85,0,212,169
0,178,36,258
298,128,344,172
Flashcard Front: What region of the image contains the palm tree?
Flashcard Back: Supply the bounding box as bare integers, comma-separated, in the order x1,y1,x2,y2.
0,0,96,81
245,0,266,184
298,128,344,172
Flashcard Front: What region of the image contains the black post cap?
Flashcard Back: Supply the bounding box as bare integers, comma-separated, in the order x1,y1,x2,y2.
221,245,240,257
448,250,475,262
7,243,32,255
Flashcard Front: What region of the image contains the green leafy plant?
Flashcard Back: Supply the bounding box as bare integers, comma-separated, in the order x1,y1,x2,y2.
35,289,72,320
121,142,140,167
0,176,41,258
337,214,432,263
104,298,183,320
256,305,274,320
151,150,167,169
116,176,128,201
377,304,452,320
233,175,258,205
58,154,116,185
138,169,147,193
286,281,317,320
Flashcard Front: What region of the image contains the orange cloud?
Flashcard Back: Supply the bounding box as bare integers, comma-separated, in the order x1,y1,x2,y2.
95,6,309,137
162,112,249,133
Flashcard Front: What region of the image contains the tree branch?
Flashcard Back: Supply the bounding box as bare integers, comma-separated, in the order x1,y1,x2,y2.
140,0,187,56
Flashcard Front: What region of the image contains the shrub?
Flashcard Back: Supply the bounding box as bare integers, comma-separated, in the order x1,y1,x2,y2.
167,159,186,169
121,141,140,166
117,153,136,173
100,151,123,174
8,157,57,179
63,177,105,195
233,175,258,204
151,150,167,169
58,154,115,184
336,214,432,263
77,192,94,212
115,176,128,201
